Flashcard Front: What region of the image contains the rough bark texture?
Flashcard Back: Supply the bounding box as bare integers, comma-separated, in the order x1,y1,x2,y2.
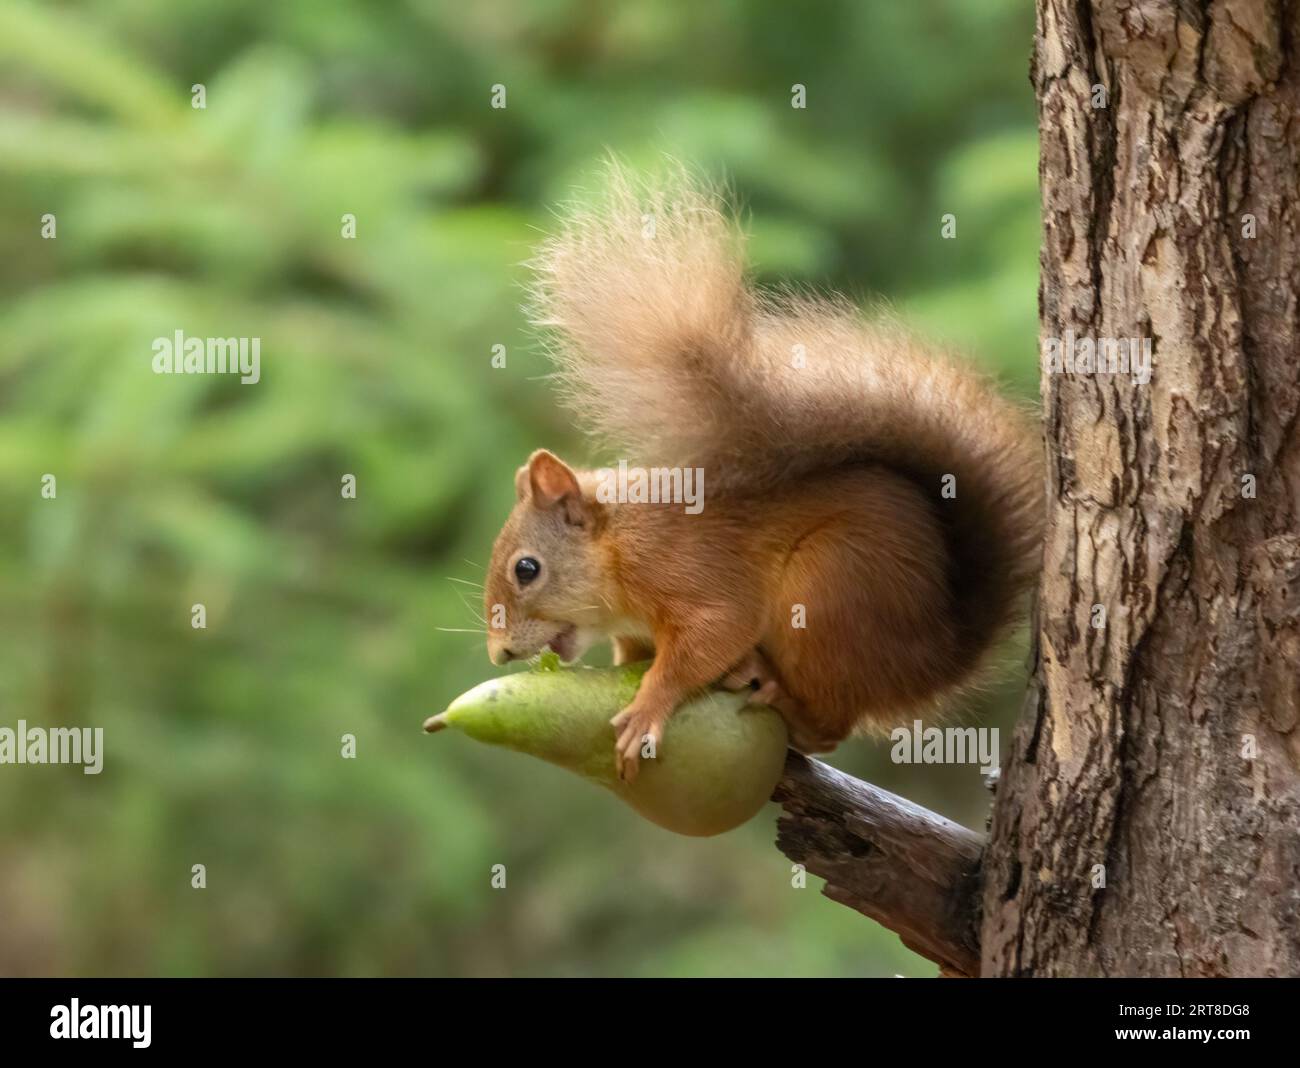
982,0,1300,976
774,753,984,976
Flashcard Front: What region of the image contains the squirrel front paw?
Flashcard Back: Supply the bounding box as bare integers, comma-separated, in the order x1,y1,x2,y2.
610,701,667,783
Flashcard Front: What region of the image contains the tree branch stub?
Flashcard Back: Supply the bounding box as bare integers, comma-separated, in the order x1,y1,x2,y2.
772,752,985,977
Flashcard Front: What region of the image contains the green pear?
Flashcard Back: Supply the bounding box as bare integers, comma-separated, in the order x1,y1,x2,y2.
424,656,790,837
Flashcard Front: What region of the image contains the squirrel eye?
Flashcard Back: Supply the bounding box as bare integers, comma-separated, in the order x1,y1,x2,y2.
514,556,541,586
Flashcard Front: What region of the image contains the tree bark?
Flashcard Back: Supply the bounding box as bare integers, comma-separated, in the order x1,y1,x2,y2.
981,0,1300,976
772,0,1300,978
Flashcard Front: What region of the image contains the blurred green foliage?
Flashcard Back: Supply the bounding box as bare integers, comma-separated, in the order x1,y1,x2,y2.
0,0,1037,976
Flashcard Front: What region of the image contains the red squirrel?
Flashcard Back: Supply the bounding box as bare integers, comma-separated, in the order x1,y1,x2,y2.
484,165,1043,781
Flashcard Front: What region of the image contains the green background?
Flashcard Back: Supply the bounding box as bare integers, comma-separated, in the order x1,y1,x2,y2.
0,0,1039,977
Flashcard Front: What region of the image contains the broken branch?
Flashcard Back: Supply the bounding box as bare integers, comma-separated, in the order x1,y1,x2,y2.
772,752,985,976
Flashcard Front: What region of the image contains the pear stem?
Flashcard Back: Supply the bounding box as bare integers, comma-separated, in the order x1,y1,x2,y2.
423,712,449,733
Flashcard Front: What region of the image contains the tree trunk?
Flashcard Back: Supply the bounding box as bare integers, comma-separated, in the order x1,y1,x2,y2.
981,0,1300,976
773,0,1300,977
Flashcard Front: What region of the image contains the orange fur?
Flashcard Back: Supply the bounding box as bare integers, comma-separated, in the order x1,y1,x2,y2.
488,162,1044,780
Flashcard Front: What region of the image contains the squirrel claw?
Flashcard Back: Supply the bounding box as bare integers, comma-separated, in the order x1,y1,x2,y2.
611,706,663,783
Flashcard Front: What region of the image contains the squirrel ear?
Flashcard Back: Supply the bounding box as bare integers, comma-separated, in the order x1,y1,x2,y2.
526,450,587,525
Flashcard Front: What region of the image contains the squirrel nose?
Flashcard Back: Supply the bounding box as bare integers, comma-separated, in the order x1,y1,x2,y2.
489,643,514,666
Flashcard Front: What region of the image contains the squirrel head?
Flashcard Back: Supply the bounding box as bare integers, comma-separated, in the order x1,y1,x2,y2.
483,449,609,666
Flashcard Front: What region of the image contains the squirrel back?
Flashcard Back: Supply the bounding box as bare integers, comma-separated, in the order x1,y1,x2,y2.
529,163,1043,677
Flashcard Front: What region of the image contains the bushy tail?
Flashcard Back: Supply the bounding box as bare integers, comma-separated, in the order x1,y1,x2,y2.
529,161,1043,656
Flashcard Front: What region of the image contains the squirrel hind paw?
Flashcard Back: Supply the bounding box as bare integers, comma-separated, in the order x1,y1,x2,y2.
719,649,776,694
786,726,840,756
